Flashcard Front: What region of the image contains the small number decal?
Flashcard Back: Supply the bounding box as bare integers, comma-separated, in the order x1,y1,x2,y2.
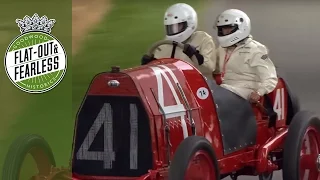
196,87,209,100
273,88,285,120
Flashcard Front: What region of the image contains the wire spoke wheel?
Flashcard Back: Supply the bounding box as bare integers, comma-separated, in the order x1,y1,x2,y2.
2,134,56,180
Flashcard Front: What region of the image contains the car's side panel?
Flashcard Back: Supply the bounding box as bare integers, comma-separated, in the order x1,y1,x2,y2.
128,61,202,166
128,67,170,167
173,60,225,158
205,79,257,155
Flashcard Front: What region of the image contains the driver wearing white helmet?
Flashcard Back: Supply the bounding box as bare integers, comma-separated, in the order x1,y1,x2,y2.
141,3,216,80
214,9,278,102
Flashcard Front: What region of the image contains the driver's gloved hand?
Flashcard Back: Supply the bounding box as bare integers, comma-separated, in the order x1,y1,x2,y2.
183,44,204,66
141,54,157,65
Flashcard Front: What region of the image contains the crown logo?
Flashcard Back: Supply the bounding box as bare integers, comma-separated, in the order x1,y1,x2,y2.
15,13,56,34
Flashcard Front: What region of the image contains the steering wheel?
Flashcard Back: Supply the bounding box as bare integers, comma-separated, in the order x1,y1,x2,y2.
146,40,197,63
146,40,184,57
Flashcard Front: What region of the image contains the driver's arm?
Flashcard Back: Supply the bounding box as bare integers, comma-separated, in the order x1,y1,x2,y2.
249,51,278,95
197,36,216,75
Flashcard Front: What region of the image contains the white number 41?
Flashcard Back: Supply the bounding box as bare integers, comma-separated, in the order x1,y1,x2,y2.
76,103,138,170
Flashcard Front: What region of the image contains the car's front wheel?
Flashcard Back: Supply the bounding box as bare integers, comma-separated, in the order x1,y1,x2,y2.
283,110,320,180
168,136,220,180
2,134,56,180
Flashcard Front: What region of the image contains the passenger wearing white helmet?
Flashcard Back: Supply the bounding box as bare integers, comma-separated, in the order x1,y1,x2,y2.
141,3,216,80
214,9,278,102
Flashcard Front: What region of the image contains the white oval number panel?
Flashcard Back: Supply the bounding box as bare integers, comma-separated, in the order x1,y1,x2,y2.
196,87,209,100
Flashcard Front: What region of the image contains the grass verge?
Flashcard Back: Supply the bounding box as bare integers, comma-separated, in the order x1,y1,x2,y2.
0,0,72,177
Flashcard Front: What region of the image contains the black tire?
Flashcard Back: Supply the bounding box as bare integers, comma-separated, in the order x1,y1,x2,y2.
283,110,320,180
2,134,56,180
259,172,273,180
168,136,220,180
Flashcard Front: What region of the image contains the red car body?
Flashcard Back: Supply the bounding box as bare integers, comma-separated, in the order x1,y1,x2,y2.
71,58,297,180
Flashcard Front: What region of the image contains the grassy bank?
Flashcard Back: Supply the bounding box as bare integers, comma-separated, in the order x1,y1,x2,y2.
0,0,72,177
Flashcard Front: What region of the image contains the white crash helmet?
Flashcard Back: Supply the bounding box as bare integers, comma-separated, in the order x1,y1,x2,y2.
215,9,251,47
164,3,198,43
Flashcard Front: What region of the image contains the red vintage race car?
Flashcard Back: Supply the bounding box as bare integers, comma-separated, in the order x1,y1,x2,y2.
2,40,320,180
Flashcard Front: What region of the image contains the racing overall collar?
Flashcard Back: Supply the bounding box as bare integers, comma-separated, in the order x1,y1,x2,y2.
235,35,253,47
221,35,253,78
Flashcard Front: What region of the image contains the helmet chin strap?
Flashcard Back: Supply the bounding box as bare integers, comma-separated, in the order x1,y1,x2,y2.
227,45,237,51
238,36,250,44
167,33,192,44
226,35,250,48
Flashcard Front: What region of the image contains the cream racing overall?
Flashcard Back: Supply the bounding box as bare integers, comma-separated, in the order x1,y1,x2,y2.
215,36,278,100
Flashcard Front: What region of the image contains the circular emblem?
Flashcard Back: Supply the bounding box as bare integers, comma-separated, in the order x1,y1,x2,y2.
4,31,67,93
196,87,209,100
